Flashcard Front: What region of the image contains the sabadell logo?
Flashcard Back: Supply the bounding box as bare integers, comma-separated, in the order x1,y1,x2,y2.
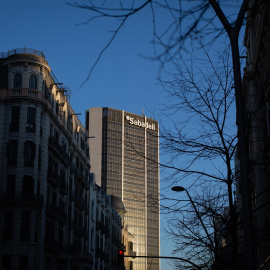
125,116,155,130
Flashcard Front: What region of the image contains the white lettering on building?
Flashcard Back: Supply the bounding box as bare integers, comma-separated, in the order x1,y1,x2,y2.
125,116,155,130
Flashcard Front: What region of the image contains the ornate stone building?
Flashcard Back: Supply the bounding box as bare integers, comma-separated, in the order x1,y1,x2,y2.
0,48,123,270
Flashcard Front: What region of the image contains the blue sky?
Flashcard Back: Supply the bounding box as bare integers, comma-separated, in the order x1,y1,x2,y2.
1,0,163,119
1,0,176,268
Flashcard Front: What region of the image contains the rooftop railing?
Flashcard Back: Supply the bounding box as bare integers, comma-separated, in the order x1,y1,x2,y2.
0,48,45,59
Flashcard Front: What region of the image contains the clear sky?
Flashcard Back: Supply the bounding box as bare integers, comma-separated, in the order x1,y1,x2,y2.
1,0,163,119
1,0,176,269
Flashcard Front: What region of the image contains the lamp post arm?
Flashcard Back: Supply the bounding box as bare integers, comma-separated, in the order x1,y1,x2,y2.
185,190,214,248
123,255,202,269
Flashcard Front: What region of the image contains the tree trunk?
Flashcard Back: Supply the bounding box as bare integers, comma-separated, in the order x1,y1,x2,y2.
229,27,256,270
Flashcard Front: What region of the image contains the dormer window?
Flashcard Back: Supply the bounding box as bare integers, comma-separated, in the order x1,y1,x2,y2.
29,75,37,89
13,73,22,88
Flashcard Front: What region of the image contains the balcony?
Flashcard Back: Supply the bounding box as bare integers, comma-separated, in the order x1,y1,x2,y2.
47,170,60,187
46,203,59,219
0,88,50,111
48,137,69,166
46,203,67,223
73,250,94,264
0,192,44,208
45,237,61,252
26,123,36,133
70,162,76,172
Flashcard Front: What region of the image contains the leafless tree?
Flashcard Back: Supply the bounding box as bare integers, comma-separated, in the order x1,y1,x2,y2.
69,0,257,268
158,47,240,269
69,0,246,83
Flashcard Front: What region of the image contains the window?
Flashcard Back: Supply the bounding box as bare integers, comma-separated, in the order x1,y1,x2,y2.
6,175,16,199
91,228,94,248
22,175,34,201
38,144,42,171
52,192,57,207
37,180,40,196
14,73,22,88
20,211,30,240
42,80,45,94
29,75,37,89
129,241,134,252
58,227,64,248
91,200,95,220
6,140,18,166
19,255,28,270
24,141,36,167
40,112,43,136
2,255,11,270
42,80,50,101
56,100,59,115
81,138,85,150
26,107,36,132
3,211,14,240
54,130,59,142
10,106,20,131
50,124,53,137
51,93,54,109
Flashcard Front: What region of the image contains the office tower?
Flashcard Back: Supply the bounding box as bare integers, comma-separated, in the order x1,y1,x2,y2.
86,107,160,270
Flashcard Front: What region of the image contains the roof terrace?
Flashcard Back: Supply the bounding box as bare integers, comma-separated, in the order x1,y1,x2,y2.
0,48,45,59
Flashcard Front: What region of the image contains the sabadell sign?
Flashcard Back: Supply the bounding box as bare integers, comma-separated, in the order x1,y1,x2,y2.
125,115,156,130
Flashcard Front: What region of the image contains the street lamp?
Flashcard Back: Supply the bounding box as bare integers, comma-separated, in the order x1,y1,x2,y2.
171,186,214,247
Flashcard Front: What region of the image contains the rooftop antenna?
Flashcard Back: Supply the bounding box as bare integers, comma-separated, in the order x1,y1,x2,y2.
142,109,145,116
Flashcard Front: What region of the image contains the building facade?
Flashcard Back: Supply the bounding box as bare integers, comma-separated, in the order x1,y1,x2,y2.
243,0,270,268
86,107,160,270
0,49,123,270
93,185,125,270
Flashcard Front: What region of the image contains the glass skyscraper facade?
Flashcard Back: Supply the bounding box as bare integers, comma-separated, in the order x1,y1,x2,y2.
86,107,160,270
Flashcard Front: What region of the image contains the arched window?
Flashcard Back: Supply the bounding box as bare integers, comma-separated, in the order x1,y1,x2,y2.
91,200,95,220
13,73,22,88
91,228,94,248
29,75,37,89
